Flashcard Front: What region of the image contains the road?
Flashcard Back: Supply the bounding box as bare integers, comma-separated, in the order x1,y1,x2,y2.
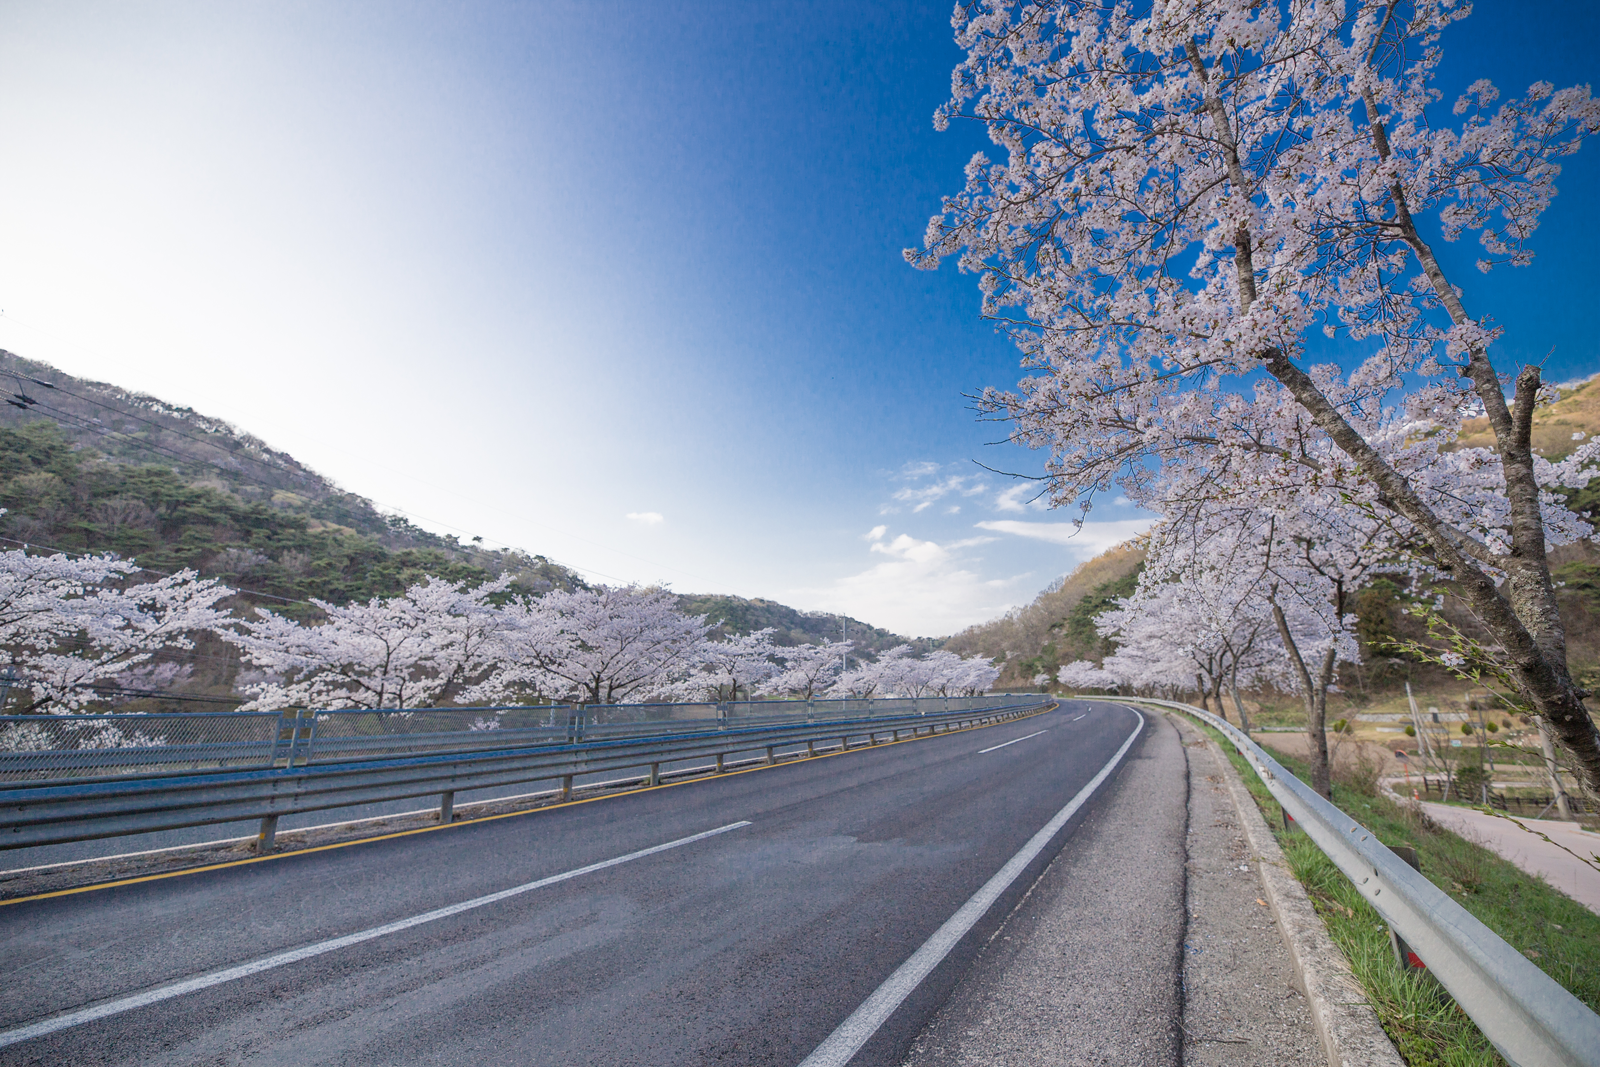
0,700,1180,1066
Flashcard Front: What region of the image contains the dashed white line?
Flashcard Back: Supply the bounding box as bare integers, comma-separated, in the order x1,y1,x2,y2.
1071,713,1086,721
978,730,1048,754
0,821,752,1050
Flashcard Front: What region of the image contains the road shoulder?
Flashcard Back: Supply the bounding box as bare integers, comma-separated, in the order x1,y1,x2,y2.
900,707,1187,1067
1175,713,1323,1066
1169,713,1404,1067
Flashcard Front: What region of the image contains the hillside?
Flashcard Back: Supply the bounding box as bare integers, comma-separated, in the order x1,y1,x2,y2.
943,541,1146,689
674,593,941,655
0,352,932,709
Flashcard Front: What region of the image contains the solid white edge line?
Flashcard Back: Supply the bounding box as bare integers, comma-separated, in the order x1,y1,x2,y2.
0,820,753,1050
977,730,1048,754
798,708,1146,1067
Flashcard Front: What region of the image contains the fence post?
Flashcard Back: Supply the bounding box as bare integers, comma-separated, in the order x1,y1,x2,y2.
439,791,455,822
257,814,279,852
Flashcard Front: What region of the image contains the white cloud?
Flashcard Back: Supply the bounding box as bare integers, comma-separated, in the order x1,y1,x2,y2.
864,524,888,541
899,460,941,478
994,483,1048,513
888,472,990,514
793,530,1026,637
625,512,664,526
975,518,1152,558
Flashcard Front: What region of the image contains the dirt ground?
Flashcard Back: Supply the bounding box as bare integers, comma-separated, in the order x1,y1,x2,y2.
1252,731,1416,780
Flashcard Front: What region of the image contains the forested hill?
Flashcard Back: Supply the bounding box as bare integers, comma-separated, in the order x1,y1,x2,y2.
942,543,1145,690
0,350,586,614
0,351,931,653
674,593,940,655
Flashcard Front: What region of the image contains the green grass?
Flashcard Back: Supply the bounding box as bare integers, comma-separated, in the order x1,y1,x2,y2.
1190,718,1600,1067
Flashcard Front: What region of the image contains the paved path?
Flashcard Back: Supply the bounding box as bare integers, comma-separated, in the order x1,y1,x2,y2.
1418,802,1600,915
0,701,1168,1067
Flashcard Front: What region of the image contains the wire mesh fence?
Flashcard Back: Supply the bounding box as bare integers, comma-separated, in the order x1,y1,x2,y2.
0,693,1037,781
0,712,285,781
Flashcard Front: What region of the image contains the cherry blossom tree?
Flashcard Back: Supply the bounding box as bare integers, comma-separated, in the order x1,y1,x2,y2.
226,576,514,711
488,585,713,706
764,638,853,699
0,546,232,711
831,645,1000,698
915,0,1600,791
669,628,782,702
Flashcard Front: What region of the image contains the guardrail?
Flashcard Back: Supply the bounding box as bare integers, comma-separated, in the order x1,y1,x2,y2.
0,695,1051,852
1113,695,1600,1067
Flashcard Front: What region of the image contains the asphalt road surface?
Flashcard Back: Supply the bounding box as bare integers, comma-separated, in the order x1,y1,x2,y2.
0,700,1178,1067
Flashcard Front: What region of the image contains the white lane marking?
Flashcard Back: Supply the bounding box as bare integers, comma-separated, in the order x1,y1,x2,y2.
0,821,752,1050
978,730,1048,754
799,711,1145,1067
1071,713,1086,721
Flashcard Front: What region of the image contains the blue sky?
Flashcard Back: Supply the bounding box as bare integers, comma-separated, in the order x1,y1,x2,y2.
0,1,1594,636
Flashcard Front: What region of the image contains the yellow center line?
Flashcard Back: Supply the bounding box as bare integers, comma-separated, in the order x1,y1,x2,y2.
0,703,1056,906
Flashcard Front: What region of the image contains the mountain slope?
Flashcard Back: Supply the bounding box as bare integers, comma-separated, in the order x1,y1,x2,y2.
943,541,1146,688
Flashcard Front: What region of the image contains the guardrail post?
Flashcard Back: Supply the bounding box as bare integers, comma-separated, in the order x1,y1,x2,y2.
839,736,849,751
439,791,455,822
715,753,725,773
1389,846,1426,971
560,774,573,800
257,814,279,852
806,739,816,757
648,762,660,786
765,745,775,765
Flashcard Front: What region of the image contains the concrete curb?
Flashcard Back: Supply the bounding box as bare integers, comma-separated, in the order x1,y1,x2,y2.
1172,714,1405,1067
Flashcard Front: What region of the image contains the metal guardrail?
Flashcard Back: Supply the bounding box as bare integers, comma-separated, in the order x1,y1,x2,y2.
0,696,1051,852
0,695,1029,782
1113,696,1600,1067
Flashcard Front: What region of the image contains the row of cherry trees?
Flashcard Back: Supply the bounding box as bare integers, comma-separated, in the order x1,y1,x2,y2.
225,581,998,709
0,541,999,713
921,0,1600,796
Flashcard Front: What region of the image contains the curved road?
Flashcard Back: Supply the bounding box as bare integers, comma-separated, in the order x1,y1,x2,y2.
0,700,1183,1066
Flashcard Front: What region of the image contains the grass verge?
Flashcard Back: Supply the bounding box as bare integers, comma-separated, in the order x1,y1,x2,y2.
1193,719,1599,1067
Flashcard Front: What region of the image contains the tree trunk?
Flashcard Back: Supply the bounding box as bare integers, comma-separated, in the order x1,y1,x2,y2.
1185,49,1600,796
1194,674,1210,714
1538,718,1575,820
1272,600,1334,798
1229,680,1251,735
1262,352,1600,797
1210,674,1226,724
